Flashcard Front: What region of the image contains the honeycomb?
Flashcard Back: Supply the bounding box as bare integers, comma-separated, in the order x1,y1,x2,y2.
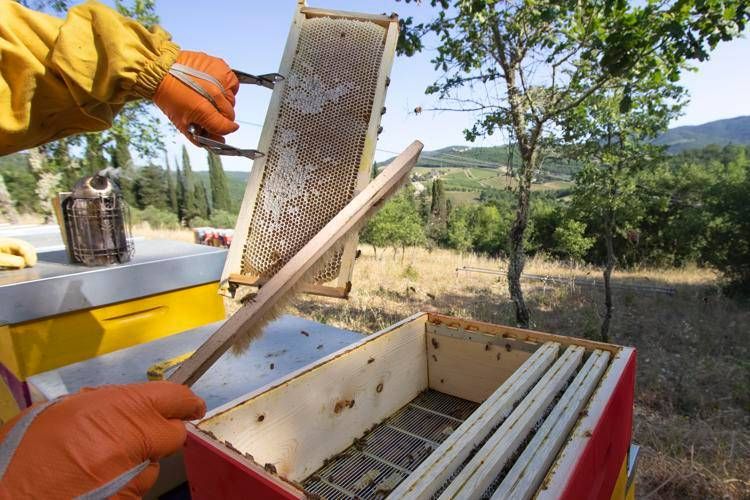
240,16,387,283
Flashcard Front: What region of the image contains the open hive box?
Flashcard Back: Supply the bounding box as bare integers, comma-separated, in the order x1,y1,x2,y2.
184,313,636,499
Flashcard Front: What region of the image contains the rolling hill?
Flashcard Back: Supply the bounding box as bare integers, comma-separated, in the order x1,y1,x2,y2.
655,115,750,152
3,116,750,209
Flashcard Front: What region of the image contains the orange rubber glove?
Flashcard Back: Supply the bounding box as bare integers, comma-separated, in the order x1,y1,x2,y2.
153,50,240,144
0,382,206,499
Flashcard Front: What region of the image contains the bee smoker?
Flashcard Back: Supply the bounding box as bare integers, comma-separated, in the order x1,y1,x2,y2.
59,175,134,266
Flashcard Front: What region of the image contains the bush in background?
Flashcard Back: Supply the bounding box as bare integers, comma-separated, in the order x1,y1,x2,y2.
191,209,237,229
130,205,179,230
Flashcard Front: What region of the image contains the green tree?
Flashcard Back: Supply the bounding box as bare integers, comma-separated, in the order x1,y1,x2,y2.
553,219,594,262
565,77,684,340
428,178,448,243
179,146,198,222
446,207,472,255
397,0,750,327
0,166,38,214
82,134,109,175
361,188,425,257
110,136,137,205
47,138,83,191
164,152,178,215
27,148,60,223
135,165,167,209
704,162,750,293
194,180,210,221
208,152,232,212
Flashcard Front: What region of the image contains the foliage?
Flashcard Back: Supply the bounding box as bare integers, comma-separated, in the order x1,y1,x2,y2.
208,152,232,212
165,153,177,213
178,146,198,222
446,206,472,254
134,165,167,210
553,219,594,261
193,180,210,221
361,187,426,252
192,209,237,229
130,205,179,229
0,166,38,213
395,0,750,326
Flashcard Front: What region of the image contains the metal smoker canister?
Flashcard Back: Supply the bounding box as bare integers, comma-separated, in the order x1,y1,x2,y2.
64,175,133,266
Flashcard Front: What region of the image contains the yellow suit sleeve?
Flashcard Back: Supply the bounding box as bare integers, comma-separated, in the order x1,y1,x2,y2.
0,0,180,155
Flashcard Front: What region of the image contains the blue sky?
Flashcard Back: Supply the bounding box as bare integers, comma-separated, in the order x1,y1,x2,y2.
98,0,750,171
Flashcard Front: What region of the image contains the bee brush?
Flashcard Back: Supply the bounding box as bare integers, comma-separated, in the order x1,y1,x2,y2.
167,141,424,387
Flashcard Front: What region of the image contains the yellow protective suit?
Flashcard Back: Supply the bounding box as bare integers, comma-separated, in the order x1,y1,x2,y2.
0,0,179,155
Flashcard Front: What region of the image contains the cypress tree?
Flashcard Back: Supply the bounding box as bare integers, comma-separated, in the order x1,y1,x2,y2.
165,152,178,214
135,166,167,209
111,136,136,205
181,146,198,222
176,163,186,222
207,152,232,212
83,134,109,175
194,181,210,220
430,178,448,222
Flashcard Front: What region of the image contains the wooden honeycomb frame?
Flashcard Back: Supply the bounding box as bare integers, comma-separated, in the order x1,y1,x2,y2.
222,2,399,299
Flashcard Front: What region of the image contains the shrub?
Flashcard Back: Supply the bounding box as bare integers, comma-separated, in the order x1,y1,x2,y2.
130,205,179,230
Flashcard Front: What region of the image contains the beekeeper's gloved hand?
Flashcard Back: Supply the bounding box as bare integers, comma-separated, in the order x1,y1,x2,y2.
153,51,240,145
0,238,37,269
0,382,206,499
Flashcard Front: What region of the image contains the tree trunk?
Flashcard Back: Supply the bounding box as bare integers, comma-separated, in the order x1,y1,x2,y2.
600,215,616,342
507,158,534,328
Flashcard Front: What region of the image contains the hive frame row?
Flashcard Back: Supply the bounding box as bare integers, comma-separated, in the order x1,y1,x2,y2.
188,313,634,499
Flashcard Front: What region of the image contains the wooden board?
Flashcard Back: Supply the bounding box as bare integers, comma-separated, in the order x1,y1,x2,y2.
439,345,585,499
222,2,400,295
491,350,611,499
535,347,636,498
390,342,559,500
197,314,429,482
426,330,539,403
168,141,423,387
427,314,621,354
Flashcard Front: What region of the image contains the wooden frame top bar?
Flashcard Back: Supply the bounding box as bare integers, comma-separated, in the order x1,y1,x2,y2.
300,6,399,27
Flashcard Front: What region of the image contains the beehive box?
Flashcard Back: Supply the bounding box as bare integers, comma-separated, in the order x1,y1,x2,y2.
184,313,636,499
222,3,399,299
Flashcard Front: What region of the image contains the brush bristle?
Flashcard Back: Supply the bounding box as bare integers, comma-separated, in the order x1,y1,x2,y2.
229,177,412,353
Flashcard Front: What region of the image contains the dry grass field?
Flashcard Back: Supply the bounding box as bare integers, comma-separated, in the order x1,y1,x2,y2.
137,227,750,498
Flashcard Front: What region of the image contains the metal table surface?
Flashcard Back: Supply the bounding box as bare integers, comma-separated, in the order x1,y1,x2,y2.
0,239,226,325
0,223,65,251
28,314,364,411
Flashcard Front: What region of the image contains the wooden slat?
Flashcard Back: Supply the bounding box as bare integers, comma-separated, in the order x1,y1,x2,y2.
427,314,621,354
334,12,400,291
439,345,585,499
228,274,351,299
168,141,423,387
426,330,539,403
491,350,611,500
197,314,429,481
300,6,398,27
390,342,559,500
535,347,636,498
220,7,305,292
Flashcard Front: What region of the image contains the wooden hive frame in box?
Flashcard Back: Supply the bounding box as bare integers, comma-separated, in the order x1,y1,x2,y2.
222,1,399,300
184,313,636,499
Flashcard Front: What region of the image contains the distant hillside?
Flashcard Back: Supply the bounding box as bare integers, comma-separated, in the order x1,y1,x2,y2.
656,116,750,152
382,144,580,179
